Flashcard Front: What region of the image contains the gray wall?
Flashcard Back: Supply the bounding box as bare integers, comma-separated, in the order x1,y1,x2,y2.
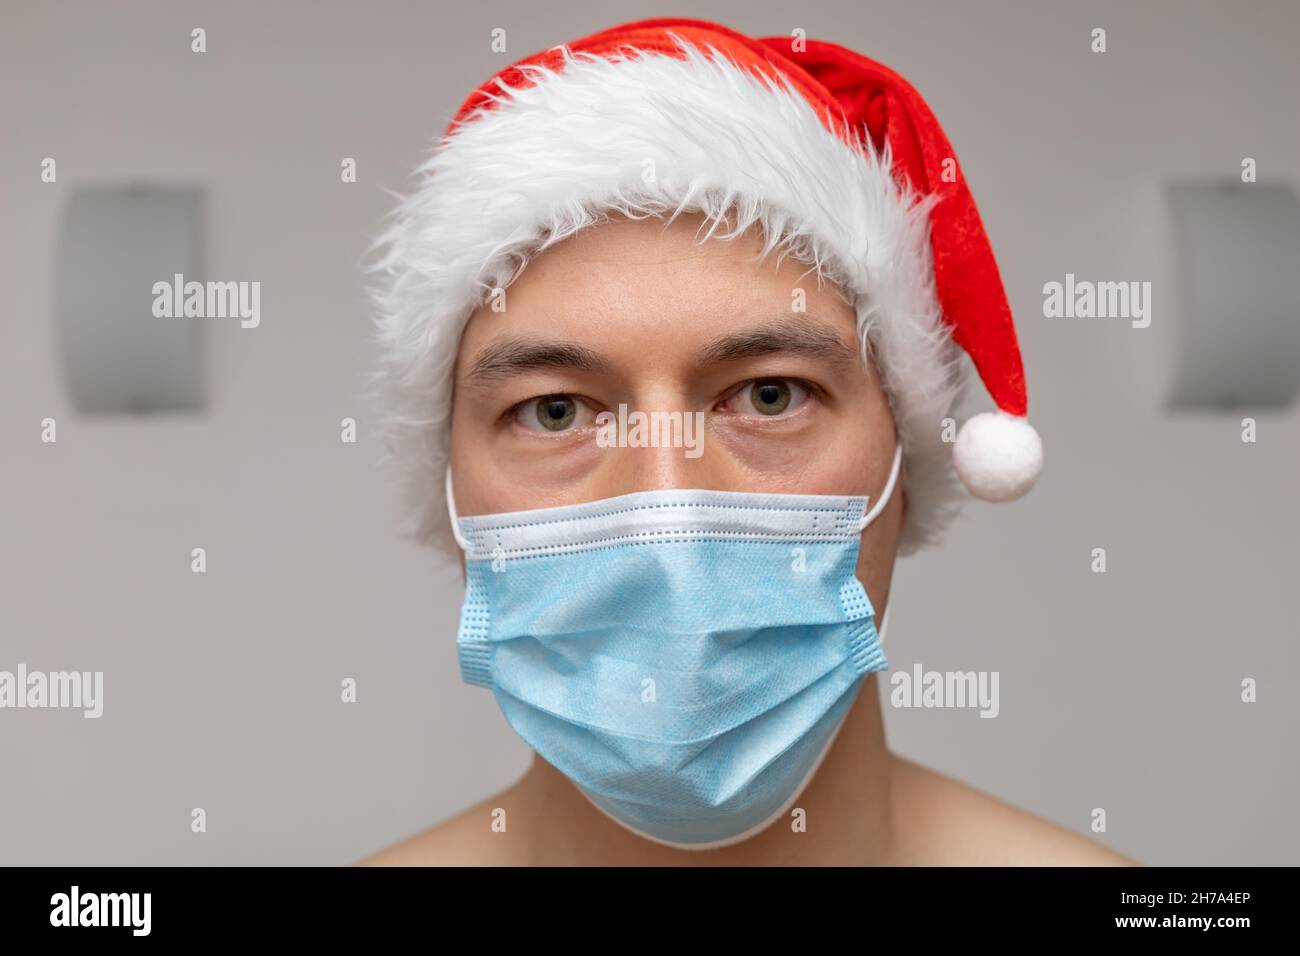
1,0,1296,865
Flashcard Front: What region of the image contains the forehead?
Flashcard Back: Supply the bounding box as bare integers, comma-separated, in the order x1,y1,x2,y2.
456,213,859,366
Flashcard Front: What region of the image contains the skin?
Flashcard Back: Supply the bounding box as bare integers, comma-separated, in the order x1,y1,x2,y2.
360,212,1135,866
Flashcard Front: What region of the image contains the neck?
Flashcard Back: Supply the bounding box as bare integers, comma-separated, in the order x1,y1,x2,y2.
513,673,896,865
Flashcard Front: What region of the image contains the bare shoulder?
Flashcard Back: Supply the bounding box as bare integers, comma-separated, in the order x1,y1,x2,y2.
353,788,521,867
889,755,1138,866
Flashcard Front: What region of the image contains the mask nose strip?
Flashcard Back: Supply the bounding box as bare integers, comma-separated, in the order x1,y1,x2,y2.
449,443,900,549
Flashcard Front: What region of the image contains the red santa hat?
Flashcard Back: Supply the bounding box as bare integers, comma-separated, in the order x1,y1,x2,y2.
369,17,1043,556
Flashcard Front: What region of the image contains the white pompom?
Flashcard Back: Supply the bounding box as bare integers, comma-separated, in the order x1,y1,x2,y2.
953,412,1043,502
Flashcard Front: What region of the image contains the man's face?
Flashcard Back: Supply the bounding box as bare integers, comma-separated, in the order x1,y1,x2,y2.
449,213,903,594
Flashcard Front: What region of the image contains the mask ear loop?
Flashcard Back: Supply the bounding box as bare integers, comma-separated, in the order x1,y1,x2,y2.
444,467,472,552
858,442,902,646
858,442,903,532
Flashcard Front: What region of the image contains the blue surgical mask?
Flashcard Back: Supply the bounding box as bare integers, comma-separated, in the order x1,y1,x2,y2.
444,446,900,851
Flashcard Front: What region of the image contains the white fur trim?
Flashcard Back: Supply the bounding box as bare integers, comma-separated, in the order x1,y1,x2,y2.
953,411,1043,502
367,37,968,560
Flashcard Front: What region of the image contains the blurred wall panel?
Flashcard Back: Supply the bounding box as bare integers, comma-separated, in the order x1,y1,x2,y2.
55,184,204,414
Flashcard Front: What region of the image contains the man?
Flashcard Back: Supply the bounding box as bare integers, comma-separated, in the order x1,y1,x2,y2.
360,18,1130,865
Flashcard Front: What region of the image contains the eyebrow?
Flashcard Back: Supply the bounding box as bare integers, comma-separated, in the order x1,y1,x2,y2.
697,319,862,373
460,316,862,392
463,339,612,391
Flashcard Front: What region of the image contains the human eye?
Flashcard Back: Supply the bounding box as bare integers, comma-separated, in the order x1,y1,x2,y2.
715,377,814,418
510,394,599,433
